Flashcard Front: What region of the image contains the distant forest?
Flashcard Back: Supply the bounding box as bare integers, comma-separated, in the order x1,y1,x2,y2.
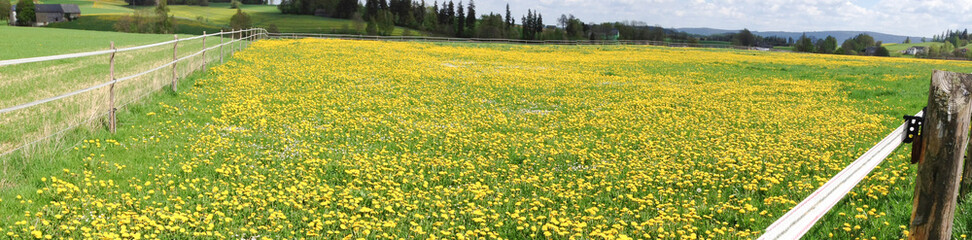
275,0,694,41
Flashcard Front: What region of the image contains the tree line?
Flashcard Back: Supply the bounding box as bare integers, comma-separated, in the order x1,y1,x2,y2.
277,0,698,41
125,0,265,6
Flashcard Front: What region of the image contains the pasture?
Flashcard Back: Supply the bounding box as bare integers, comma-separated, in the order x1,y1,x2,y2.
26,0,417,35
2,38,972,239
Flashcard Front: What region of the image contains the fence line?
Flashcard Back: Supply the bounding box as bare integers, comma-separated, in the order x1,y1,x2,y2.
0,29,250,67
0,28,268,158
758,110,922,239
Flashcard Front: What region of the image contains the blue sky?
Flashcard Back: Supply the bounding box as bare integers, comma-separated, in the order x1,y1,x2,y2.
458,0,972,37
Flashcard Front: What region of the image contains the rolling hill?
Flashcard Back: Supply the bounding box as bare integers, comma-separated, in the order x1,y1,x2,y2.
678,28,925,44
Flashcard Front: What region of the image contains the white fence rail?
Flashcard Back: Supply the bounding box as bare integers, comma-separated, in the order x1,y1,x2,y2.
0,28,269,157
0,31,925,238
758,111,922,239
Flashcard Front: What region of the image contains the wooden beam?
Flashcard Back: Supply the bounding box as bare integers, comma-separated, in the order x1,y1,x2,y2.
910,70,972,240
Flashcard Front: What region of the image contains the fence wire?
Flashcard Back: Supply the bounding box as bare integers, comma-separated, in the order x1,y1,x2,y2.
0,28,267,158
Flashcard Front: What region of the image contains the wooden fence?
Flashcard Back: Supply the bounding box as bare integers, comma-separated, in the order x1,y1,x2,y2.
0,28,269,157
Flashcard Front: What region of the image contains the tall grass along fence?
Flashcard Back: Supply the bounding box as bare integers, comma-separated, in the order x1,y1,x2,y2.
760,71,972,240
0,28,269,158
266,32,782,50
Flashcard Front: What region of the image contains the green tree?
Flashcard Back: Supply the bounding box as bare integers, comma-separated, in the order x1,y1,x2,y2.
15,0,35,26
229,8,252,30
839,39,858,55
904,37,911,44
366,17,378,35
852,33,875,50
154,0,175,34
0,0,11,23
875,46,890,57
734,29,756,46
794,34,815,52
465,0,475,35
504,3,512,29
476,13,504,38
817,35,837,54
377,10,395,35
455,1,464,37
334,0,358,19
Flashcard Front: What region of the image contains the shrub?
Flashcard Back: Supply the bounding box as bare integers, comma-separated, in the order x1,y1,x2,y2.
15,0,35,26
229,9,251,30
266,23,279,33
230,0,240,9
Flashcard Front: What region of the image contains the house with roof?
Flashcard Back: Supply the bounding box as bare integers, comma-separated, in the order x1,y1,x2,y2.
903,46,927,55
9,4,81,26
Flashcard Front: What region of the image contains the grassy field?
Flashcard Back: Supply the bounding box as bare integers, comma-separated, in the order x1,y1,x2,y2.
0,24,193,59
0,25,250,166
24,0,417,35
2,39,972,239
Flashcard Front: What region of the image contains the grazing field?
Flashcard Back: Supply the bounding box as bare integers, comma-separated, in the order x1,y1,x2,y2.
0,26,246,160
33,0,418,35
0,25,192,60
3,39,972,239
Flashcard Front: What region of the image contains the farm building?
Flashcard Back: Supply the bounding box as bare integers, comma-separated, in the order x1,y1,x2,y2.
903,46,927,55
9,4,81,26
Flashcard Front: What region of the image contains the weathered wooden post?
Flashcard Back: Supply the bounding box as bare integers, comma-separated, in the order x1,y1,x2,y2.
172,35,178,92
909,70,972,240
231,29,235,55
108,42,117,133
202,31,207,70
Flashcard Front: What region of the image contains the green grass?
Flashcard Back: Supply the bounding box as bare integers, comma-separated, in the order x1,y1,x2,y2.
0,24,190,59
37,0,133,14
2,39,972,238
0,25,248,165
47,14,225,35
21,0,419,35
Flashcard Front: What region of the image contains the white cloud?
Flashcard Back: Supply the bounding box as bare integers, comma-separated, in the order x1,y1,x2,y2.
468,0,972,36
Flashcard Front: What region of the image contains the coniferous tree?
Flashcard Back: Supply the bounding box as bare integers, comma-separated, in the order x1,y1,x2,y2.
504,3,512,29
365,0,379,20
465,0,475,34
521,10,531,39
334,0,358,19
536,12,542,34
456,1,464,37
446,1,454,25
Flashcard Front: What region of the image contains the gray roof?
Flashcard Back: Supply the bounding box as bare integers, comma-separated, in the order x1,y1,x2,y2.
60,4,80,14
33,4,81,14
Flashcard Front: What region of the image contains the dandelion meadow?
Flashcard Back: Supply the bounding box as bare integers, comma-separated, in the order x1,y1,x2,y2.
4,39,972,239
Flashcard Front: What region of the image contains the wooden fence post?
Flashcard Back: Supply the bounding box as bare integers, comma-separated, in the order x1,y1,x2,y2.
909,70,972,240
172,35,178,92
220,30,224,64
202,31,207,70
108,42,116,134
